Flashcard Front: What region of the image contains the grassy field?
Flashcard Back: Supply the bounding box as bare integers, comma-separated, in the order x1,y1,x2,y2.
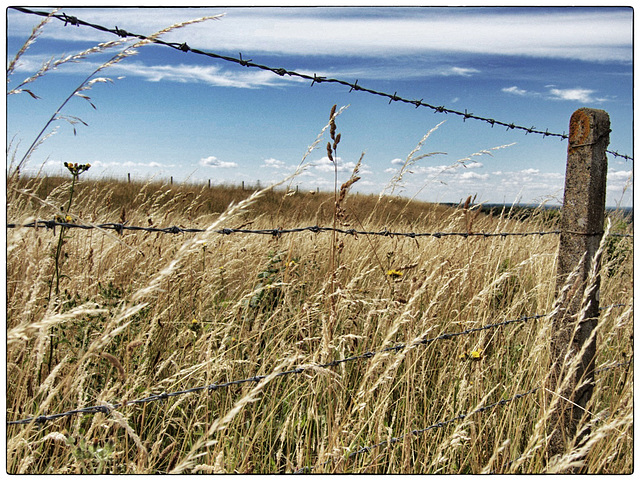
5,170,633,474
6,13,633,473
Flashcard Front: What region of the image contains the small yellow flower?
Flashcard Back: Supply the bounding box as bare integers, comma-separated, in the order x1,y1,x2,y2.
65,215,73,223
191,318,199,325
386,269,403,279
470,349,482,360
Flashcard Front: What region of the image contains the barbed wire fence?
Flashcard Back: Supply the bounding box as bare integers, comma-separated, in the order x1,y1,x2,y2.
8,6,633,162
7,304,630,426
7,7,634,474
4,220,635,239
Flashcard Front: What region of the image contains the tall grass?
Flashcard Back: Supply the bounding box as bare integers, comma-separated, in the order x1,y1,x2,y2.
6,12,633,474
6,168,633,474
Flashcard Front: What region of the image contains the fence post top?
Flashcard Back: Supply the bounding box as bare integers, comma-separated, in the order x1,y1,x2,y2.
568,108,610,154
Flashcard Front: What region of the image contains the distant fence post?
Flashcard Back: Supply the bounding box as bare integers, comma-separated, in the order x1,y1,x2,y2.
547,108,610,461
127,173,131,183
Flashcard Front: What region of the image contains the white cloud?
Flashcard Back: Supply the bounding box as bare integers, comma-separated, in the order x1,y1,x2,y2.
312,156,357,173
521,168,540,175
607,170,632,181
459,171,489,180
262,158,286,169
200,156,238,168
8,8,631,62
441,66,480,77
10,54,305,89
547,88,598,103
465,162,483,169
502,86,528,96
90,160,174,168
502,85,610,104
112,61,303,89
390,158,405,165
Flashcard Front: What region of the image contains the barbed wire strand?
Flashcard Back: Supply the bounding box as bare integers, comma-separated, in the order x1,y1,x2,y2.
299,351,634,474
6,303,629,427
6,220,635,239
294,386,540,474
9,6,633,162
490,357,634,474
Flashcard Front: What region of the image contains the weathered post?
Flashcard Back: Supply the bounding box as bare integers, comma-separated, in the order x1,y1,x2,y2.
170,176,173,185
547,108,610,462
208,179,211,189
127,172,131,183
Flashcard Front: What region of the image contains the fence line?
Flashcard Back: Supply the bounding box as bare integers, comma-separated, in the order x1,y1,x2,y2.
5,220,634,239
9,6,633,162
6,304,629,427
297,355,634,473
7,8,634,471
294,386,542,474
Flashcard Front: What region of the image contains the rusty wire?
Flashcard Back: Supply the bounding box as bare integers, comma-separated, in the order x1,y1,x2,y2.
9,6,633,162
6,220,633,239
6,219,567,238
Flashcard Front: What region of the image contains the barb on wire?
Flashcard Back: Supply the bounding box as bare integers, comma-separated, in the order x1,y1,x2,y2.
6,310,547,426
9,6,632,162
295,387,541,473
6,304,628,426
594,359,633,375
7,220,634,239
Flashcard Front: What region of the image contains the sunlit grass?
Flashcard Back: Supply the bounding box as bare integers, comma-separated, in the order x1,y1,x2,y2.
6,170,633,474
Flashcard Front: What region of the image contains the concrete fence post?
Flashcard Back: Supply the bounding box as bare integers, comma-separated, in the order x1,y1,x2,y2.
547,108,610,462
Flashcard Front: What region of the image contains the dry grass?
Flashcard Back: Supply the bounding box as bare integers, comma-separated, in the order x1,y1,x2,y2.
6,12,633,474
5,169,633,474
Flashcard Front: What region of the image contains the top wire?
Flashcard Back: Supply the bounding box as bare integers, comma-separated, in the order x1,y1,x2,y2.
8,7,633,162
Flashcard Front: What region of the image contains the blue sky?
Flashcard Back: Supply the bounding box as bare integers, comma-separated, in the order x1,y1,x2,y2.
6,5,634,207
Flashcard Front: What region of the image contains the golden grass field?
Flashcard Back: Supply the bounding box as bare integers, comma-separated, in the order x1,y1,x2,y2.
5,170,633,474
6,12,633,474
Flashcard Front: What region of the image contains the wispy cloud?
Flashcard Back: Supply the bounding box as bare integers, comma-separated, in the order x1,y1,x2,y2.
547,87,602,103
115,62,304,88
502,86,529,96
8,7,632,62
11,54,303,89
503,85,609,103
261,158,287,169
311,156,358,173
200,156,238,168
443,66,479,77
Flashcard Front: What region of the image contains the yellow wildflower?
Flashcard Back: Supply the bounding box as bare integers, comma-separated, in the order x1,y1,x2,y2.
386,269,403,279
470,349,482,360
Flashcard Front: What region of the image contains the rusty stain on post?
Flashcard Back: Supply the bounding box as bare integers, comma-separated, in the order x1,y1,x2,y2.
547,108,610,464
